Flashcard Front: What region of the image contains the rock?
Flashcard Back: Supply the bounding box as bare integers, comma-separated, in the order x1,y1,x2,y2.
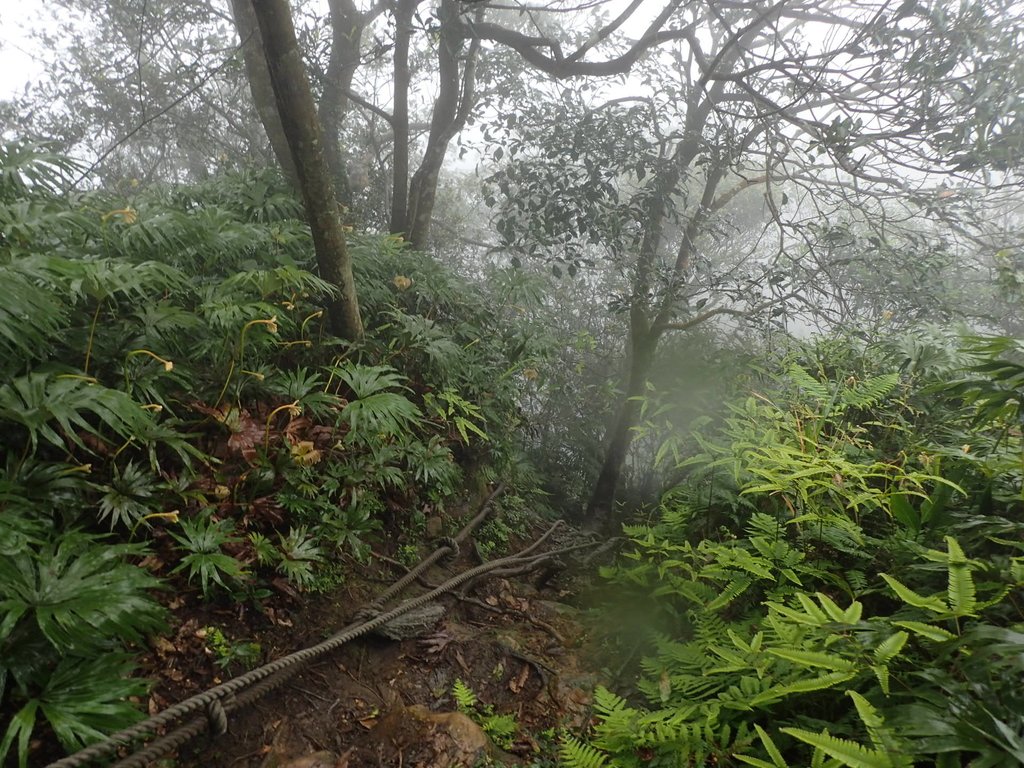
372,703,519,767
278,752,347,768
425,516,444,538
359,601,447,640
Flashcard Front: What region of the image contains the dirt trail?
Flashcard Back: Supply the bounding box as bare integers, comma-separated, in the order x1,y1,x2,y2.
159,527,605,768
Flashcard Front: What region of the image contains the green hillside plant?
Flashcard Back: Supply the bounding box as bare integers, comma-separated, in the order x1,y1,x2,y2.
580,336,1024,767
0,141,540,763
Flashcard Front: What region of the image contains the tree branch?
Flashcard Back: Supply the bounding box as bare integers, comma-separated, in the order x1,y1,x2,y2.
465,1,694,78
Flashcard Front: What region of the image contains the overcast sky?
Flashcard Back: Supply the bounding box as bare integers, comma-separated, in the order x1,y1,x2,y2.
0,4,46,100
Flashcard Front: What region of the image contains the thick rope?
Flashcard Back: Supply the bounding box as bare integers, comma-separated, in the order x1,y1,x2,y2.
108,525,585,768
362,482,503,613
46,485,508,768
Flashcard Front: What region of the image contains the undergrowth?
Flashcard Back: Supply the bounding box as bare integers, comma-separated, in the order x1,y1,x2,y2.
574,334,1024,767
0,141,547,765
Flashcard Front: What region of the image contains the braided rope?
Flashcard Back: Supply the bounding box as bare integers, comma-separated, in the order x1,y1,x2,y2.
106,526,580,768
46,486,521,768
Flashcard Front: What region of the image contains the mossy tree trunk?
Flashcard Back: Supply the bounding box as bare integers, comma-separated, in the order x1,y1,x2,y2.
250,0,363,340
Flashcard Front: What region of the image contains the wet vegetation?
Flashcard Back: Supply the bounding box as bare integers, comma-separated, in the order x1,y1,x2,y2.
1,0,1023,766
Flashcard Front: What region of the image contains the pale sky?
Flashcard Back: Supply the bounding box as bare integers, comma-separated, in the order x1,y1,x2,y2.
0,4,47,101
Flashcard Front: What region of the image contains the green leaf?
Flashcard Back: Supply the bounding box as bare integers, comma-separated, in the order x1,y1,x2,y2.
0,700,39,768
781,727,894,768
888,493,920,534
871,664,890,695
879,573,947,614
751,723,789,767
891,620,956,642
873,632,909,665
944,536,976,615
749,672,856,706
766,648,857,672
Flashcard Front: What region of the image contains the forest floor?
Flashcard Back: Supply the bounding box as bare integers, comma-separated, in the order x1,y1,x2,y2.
136,508,609,768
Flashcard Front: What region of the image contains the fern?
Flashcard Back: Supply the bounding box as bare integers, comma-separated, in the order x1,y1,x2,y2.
451,678,477,711
878,574,947,614
559,736,609,768
841,373,900,410
944,536,977,616
780,727,899,768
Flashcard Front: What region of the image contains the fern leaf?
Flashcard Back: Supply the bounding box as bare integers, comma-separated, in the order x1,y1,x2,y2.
558,736,609,768
451,679,477,710
873,631,909,665
749,672,856,706
871,664,890,695
592,686,630,718
944,536,977,616
787,365,832,402
753,723,789,767
842,373,899,409
706,577,752,611
847,690,881,727
781,727,894,768
766,648,857,673
891,620,955,642
879,574,947,614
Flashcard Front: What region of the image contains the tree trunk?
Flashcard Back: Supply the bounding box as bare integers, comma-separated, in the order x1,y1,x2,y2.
228,0,299,188
586,324,658,526
389,0,417,234
407,0,478,250
320,0,369,205
251,0,363,340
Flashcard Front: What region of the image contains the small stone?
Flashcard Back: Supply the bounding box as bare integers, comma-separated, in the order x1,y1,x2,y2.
425,516,444,538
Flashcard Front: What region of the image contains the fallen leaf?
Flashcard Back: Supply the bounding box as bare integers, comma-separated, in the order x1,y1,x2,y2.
509,663,530,694
151,637,175,656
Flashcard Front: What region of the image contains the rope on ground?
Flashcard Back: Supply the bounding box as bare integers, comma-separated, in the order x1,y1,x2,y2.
46,485,507,768
109,524,592,768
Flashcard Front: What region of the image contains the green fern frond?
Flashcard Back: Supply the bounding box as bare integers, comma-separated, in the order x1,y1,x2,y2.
780,727,895,768
451,679,477,711
592,686,630,719
558,736,609,768
890,620,956,642
872,631,908,665
749,671,856,707
766,648,857,672
705,576,753,611
736,724,790,767
944,536,977,616
879,573,947,614
842,373,900,409
787,365,833,402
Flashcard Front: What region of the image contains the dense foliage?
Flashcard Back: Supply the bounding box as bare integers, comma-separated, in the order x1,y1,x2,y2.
572,331,1024,767
2,0,1023,764
0,142,542,765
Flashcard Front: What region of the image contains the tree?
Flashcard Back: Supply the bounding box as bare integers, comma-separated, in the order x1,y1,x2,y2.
251,0,363,339
485,0,1024,523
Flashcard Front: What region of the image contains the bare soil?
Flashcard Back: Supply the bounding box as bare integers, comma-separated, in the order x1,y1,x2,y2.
135,529,605,768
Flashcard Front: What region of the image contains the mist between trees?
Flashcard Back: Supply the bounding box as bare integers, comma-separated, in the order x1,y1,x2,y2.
10,0,1021,519
1,1,1023,764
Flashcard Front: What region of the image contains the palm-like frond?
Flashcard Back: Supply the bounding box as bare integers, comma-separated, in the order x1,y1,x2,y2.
0,373,158,454
0,532,164,653
0,141,79,199
0,260,68,364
